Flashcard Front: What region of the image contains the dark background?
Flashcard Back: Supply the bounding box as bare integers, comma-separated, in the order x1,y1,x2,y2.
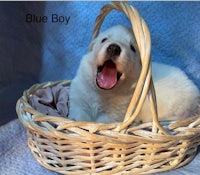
0,2,44,125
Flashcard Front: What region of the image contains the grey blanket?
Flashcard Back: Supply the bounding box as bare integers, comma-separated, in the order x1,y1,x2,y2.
0,119,200,175
29,84,69,118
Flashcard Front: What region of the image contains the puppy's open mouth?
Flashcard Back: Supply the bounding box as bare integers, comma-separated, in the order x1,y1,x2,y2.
96,60,122,90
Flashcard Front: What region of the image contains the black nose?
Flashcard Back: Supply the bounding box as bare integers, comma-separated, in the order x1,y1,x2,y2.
107,44,121,57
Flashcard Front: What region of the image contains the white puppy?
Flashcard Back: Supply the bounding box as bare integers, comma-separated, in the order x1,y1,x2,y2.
69,25,199,123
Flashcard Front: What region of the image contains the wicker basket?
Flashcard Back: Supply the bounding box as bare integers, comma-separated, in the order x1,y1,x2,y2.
16,2,200,175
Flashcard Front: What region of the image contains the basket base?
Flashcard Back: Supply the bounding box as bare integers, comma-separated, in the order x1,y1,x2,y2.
27,130,199,175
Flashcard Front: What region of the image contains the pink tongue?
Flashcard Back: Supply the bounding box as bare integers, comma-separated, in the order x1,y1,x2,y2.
97,60,118,89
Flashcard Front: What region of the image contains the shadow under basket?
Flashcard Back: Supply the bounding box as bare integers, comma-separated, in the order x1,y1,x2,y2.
16,2,200,175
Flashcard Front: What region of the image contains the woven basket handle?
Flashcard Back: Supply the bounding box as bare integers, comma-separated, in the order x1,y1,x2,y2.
92,1,168,134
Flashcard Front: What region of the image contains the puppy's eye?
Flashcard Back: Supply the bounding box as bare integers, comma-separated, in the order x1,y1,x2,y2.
130,44,136,53
101,38,107,43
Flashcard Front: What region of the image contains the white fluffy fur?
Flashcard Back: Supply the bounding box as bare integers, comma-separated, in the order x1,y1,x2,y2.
69,25,199,123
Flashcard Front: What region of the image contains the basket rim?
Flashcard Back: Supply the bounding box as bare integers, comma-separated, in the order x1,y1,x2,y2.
16,80,200,141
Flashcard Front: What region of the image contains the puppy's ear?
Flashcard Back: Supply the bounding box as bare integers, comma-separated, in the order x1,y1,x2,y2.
89,38,96,51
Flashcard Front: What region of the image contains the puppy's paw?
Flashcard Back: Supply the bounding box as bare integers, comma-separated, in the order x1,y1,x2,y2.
68,108,93,122
96,114,111,123
195,100,200,115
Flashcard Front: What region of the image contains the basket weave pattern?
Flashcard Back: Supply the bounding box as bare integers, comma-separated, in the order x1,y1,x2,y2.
16,2,200,175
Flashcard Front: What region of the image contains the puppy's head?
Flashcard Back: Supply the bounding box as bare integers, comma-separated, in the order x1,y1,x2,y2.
87,25,141,92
